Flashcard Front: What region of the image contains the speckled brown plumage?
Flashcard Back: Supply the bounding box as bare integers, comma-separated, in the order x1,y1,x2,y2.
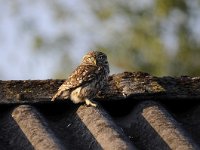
51,51,110,106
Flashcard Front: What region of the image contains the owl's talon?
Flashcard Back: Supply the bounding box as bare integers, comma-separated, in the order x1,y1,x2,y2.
85,99,97,107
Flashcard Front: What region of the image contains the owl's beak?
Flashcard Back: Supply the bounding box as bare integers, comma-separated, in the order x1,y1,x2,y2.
89,57,96,65
93,59,96,65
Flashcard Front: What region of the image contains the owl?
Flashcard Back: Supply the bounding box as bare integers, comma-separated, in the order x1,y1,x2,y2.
51,51,110,107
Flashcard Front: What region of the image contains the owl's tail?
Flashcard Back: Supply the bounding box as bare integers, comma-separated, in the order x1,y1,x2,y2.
51,90,61,101
51,90,70,101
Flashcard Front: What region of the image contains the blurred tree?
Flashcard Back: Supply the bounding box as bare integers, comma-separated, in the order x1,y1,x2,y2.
2,0,199,79
88,0,200,76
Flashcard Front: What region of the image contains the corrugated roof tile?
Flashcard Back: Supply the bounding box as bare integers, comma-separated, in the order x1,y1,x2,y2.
0,72,200,150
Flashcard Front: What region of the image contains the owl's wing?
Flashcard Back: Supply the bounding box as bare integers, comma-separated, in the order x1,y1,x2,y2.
51,65,98,101
59,65,98,91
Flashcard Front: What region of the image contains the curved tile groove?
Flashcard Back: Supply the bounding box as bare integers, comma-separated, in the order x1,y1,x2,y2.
75,105,137,150
11,105,65,150
125,101,199,150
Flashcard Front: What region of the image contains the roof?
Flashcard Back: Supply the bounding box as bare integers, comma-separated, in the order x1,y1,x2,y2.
0,72,200,150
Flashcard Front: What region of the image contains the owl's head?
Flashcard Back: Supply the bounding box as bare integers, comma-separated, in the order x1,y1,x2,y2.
82,51,109,67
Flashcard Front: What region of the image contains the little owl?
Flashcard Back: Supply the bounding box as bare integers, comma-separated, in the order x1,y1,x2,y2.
51,51,110,107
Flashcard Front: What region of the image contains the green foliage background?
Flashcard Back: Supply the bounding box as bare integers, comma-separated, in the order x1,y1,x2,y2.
2,0,200,79
91,0,200,76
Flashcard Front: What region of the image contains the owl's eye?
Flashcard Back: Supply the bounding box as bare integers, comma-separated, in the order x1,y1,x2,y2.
98,56,103,59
